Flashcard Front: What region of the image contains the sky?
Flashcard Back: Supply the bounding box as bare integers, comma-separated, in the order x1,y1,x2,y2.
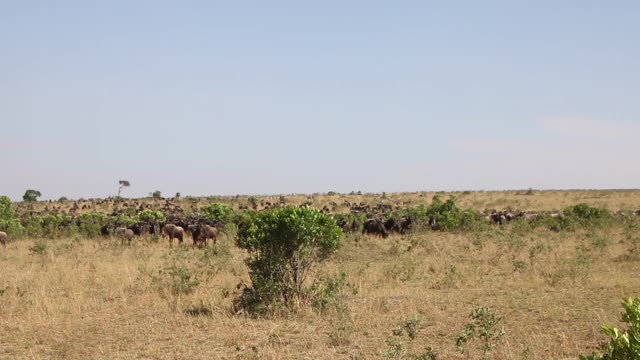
1,1,639,201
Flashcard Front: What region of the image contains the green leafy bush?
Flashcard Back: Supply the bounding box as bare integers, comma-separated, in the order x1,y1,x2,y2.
455,307,505,360
138,209,165,223
580,297,640,360
202,203,235,224
76,212,108,237
0,196,23,236
22,213,73,238
426,196,485,232
235,206,343,313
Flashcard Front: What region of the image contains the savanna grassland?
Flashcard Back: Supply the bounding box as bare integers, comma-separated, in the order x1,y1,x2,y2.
2,190,640,359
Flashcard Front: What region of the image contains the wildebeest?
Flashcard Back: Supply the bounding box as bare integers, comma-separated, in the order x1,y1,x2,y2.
363,218,389,238
167,226,184,245
114,227,134,245
189,223,219,247
129,222,151,236
198,224,218,246
0,231,7,247
162,223,177,238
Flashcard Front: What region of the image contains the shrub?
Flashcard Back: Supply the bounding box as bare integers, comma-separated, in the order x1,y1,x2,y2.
580,297,640,360
29,239,48,255
235,206,342,313
309,272,357,312
382,315,437,360
202,203,235,224
0,196,23,236
76,212,108,237
455,307,505,360
426,195,484,232
564,203,612,228
22,213,73,238
138,209,165,223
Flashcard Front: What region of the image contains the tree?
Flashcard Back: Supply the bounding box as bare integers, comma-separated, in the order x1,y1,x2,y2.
235,206,343,312
23,189,42,202
151,190,162,199
117,180,130,197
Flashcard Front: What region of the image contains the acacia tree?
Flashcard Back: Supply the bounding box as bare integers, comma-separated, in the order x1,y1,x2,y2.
117,180,130,197
23,189,42,202
235,206,343,312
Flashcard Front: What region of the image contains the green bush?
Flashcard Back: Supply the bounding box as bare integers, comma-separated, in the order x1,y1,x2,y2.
455,307,505,360
426,195,485,232
22,213,73,238
0,196,23,236
235,206,343,313
202,203,235,224
580,297,640,360
139,209,165,223
76,212,108,237
565,203,612,222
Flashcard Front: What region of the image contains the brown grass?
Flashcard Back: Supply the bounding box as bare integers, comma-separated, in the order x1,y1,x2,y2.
2,190,640,359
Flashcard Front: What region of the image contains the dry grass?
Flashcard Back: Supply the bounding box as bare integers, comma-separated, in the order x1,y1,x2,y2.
3,191,640,359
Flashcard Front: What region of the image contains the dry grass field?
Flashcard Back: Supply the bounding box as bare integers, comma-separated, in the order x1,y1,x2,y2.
2,190,640,359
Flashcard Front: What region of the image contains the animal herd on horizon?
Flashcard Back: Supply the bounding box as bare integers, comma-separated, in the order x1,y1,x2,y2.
2,195,640,249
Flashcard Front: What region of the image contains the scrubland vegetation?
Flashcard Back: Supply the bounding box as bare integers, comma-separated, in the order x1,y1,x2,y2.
1,190,640,359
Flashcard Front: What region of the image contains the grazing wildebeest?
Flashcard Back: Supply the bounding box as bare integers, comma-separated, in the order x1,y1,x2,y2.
198,224,218,246
130,222,151,236
399,216,413,234
0,231,7,247
189,223,218,247
162,223,176,239
100,224,111,237
115,227,134,245
363,218,389,238
168,226,184,246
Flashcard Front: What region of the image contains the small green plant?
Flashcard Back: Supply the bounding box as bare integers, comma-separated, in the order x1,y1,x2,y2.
455,306,505,360
580,297,640,360
384,258,418,282
309,272,357,313
622,223,640,259
383,315,437,360
163,265,200,296
512,258,527,272
432,265,464,289
29,240,48,255
569,249,592,282
587,232,610,252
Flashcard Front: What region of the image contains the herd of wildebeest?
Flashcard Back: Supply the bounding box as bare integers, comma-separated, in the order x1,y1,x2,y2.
3,195,640,248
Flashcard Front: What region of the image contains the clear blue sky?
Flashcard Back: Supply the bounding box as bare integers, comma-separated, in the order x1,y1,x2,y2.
1,1,639,201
